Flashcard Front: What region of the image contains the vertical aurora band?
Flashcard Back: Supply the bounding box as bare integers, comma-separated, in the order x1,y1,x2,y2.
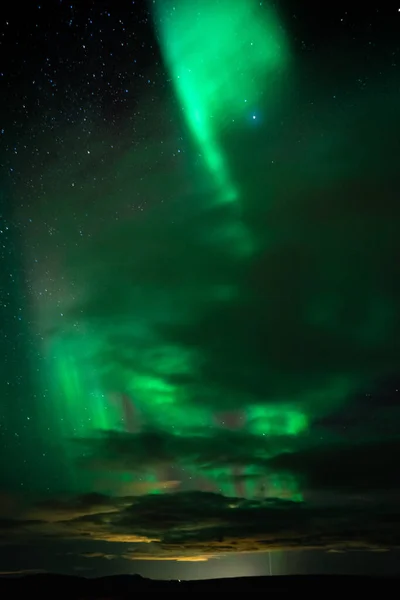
153,0,290,206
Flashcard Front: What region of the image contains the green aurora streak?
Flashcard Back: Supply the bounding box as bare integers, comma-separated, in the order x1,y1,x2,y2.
153,0,289,206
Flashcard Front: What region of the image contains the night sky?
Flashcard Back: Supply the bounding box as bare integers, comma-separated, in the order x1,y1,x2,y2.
1,0,400,581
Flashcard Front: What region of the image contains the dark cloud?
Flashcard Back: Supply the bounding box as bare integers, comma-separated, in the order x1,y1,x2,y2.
267,437,400,494
70,427,400,499
0,491,399,561
72,427,296,473
28,493,130,522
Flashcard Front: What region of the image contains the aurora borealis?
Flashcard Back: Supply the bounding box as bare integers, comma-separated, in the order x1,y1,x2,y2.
1,0,400,580
154,0,289,206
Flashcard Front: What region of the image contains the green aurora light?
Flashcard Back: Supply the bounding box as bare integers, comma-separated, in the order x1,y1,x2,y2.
153,0,289,206
33,0,302,501
13,0,400,510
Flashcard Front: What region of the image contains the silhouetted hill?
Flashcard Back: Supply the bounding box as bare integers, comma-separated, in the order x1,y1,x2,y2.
0,573,398,597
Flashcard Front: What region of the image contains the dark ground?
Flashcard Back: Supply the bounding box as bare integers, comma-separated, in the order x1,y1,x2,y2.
0,573,397,597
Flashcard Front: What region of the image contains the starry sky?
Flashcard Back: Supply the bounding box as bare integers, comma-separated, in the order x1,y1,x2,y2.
1,0,400,581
